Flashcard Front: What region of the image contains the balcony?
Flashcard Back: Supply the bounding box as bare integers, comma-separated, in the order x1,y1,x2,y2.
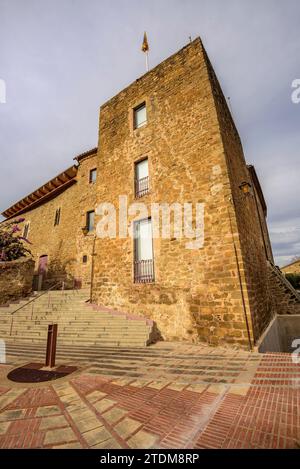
134,259,154,283
135,176,149,198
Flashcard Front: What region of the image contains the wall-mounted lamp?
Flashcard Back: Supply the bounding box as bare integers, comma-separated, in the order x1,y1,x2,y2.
239,181,253,196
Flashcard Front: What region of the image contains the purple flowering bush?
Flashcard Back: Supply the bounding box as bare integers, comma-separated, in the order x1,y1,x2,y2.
0,218,32,261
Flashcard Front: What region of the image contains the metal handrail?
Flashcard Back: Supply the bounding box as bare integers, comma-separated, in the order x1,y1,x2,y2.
9,281,63,317
8,281,65,336
268,261,300,301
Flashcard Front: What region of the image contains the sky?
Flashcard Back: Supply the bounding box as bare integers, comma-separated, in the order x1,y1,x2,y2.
0,0,299,266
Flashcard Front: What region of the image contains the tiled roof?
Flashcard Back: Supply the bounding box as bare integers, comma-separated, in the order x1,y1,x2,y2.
73,147,98,162
1,165,78,219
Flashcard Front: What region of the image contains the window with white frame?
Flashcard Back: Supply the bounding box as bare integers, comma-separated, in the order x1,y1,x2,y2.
134,102,147,129
89,168,97,184
135,158,149,197
86,210,95,232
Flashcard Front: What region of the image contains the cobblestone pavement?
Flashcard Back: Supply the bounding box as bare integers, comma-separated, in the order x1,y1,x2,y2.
0,342,300,449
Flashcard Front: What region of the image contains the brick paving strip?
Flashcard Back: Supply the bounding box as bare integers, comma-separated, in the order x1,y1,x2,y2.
5,341,262,384
0,344,300,449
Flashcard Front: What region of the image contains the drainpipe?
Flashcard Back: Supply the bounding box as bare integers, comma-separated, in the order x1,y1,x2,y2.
227,204,253,351
89,234,96,303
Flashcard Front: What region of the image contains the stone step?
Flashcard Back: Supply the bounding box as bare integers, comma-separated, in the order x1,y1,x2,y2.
1,308,126,314
3,321,150,328
5,327,150,336
15,312,142,319
1,315,143,322
7,337,147,347
0,289,153,348
3,299,90,310
1,307,141,316
0,323,151,330
0,317,150,330
5,342,153,354
4,322,149,329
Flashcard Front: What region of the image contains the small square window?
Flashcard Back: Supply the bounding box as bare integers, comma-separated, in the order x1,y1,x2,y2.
86,210,95,232
89,168,97,183
82,255,88,264
134,102,147,129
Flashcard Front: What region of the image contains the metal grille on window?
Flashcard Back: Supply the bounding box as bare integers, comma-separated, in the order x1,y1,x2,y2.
135,158,149,198
134,218,154,283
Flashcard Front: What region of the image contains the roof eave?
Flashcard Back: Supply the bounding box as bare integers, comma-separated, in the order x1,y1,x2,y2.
1,165,78,219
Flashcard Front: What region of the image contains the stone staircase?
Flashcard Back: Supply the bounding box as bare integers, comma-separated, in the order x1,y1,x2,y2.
0,289,154,349
268,262,300,315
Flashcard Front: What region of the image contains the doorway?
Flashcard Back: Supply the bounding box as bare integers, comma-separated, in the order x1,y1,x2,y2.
37,255,48,290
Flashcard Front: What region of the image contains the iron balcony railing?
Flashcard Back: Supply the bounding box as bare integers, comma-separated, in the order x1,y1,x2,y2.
134,259,154,283
135,176,149,198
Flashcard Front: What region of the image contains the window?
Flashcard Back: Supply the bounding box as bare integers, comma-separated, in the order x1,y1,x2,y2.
134,218,154,283
89,168,97,184
86,210,95,232
82,255,88,264
54,208,61,226
135,158,149,198
134,102,147,129
23,223,30,239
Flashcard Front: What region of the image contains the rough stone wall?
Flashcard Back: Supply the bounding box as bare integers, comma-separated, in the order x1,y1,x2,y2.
74,154,98,289
203,46,275,343
6,152,97,290
92,38,254,348
0,258,34,305
249,172,274,264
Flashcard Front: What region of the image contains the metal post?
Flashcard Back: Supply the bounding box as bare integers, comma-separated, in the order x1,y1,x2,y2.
9,316,14,336
89,234,96,303
31,301,34,320
45,324,58,368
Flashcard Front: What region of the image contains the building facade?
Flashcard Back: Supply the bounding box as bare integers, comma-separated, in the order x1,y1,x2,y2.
2,38,293,348
2,148,98,291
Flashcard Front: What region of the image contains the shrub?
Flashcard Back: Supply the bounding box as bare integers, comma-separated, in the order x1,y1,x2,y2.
285,273,300,290
0,218,32,261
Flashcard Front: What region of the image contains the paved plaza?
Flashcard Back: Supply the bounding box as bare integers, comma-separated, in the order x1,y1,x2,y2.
0,342,300,449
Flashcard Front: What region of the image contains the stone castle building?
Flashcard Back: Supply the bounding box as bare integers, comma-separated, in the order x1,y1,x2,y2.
2,38,299,349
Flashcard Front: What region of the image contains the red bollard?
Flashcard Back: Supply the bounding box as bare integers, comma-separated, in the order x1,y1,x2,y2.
45,324,58,368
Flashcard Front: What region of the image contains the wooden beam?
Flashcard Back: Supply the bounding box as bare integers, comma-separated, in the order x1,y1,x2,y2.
56,176,64,185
